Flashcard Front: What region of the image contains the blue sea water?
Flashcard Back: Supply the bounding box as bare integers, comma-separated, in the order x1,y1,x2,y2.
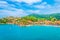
0,24,60,40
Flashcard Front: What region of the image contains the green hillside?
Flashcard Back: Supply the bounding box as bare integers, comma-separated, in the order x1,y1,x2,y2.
22,13,60,21
0,13,60,25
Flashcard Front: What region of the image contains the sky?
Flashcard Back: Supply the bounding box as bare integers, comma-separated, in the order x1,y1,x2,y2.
0,0,60,17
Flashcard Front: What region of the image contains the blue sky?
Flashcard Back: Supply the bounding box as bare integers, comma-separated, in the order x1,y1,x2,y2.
0,0,60,17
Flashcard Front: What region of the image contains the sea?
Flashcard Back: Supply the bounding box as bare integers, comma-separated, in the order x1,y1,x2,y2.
0,24,60,40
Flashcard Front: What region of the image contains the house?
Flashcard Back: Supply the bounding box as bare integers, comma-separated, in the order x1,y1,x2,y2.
44,21,53,25
55,21,60,25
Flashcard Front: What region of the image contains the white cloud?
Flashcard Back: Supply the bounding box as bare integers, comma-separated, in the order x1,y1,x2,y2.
0,1,8,7
33,1,60,14
0,1,10,9
41,2,47,5
34,2,52,9
0,1,28,17
45,8,60,14
26,10,40,14
0,9,28,17
0,0,60,17
0,1,7,4
11,0,42,5
34,5,45,9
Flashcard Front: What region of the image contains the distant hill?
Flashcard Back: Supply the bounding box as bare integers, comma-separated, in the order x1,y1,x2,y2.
50,13,60,19
23,13,60,20
28,14,47,18
48,13,60,20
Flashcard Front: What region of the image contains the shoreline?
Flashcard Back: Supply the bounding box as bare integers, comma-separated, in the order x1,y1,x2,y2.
0,23,60,27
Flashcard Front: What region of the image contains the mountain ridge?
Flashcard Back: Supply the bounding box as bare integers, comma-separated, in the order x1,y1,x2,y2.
23,13,60,20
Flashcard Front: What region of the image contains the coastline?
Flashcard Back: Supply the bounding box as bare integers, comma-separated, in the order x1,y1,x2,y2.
0,23,60,27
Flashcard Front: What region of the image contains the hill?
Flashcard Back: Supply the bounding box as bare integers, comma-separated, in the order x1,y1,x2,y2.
22,13,60,20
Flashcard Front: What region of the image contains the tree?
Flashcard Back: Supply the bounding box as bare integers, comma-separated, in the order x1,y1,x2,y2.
51,18,57,22
38,18,46,21
22,16,38,22
0,18,8,24
28,16,38,22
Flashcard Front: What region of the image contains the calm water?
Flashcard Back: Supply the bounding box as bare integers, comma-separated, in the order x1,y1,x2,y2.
0,24,60,40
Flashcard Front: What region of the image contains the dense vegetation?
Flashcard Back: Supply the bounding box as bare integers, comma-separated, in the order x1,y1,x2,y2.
0,13,60,25
22,13,60,21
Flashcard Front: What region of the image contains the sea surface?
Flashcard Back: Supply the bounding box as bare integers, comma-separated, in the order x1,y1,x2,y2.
0,24,60,40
